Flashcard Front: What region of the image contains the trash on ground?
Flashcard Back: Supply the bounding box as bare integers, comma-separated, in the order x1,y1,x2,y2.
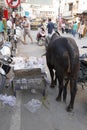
30,89,37,94
0,94,16,106
11,56,45,72
41,97,50,110
24,99,42,113
79,48,87,58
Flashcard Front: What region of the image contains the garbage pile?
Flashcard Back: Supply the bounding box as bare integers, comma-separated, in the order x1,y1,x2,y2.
79,47,87,58
11,56,45,72
0,94,16,106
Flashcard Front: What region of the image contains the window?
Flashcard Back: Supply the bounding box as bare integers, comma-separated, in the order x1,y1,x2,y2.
69,3,73,11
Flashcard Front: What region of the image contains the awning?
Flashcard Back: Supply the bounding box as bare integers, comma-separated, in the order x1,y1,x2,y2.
62,15,74,20
83,10,87,14
77,10,83,14
77,10,87,14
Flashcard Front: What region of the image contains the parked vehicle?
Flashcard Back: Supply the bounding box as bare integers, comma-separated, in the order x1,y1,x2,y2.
7,25,22,56
78,48,87,87
36,26,46,46
30,18,43,30
0,42,13,94
14,26,22,48
0,31,5,48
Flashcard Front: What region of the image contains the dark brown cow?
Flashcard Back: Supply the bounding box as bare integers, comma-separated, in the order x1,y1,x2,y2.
46,33,80,112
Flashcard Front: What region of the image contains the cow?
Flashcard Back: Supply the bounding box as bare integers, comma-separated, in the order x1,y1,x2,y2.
46,32,80,112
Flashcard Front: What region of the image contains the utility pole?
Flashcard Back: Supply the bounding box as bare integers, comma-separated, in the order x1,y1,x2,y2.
58,0,61,29
58,0,61,19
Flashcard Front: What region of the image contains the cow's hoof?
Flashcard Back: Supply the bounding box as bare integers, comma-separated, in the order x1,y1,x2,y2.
56,97,61,102
63,100,66,103
66,106,73,112
54,81,57,86
50,85,55,88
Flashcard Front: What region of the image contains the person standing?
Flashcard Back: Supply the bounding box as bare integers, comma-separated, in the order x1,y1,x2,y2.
78,21,85,39
7,18,13,41
2,17,7,39
12,10,16,24
65,22,69,33
0,17,4,44
61,22,65,33
3,7,8,20
46,18,54,46
54,19,58,33
72,21,78,37
0,17,4,33
47,18,54,35
22,16,33,44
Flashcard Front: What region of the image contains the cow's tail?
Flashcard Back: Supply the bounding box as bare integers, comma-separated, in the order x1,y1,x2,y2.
69,51,75,73
67,41,79,79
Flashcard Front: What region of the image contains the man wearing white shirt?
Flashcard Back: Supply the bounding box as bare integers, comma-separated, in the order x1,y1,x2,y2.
7,18,13,41
22,16,33,44
12,11,16,23
7,19,12,29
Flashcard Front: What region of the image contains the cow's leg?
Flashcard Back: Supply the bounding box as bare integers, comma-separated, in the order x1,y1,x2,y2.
48,66,55,88
63,79,69,102
66,79,77,112
56,75,63,101
54,71,57,86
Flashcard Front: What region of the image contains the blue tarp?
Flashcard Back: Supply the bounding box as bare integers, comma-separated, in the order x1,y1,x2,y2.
25,11,29,17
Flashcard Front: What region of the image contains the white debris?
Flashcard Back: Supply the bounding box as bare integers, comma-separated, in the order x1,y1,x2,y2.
79,48,87,57
11,56,45,72
0,94,16,106
24,99,42,113
30,89,37,94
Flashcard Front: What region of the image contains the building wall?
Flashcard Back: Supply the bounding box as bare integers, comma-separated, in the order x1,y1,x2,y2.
0,0,5,6
26,0,53,5
78,0,87,12
61,0,87,17
61,0,79,17
21,1,58,19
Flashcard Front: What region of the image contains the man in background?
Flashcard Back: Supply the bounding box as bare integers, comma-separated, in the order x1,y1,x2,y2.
22,16,33,44
47,18,54,36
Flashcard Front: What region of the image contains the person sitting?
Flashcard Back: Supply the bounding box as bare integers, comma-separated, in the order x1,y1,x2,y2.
36,26,46,41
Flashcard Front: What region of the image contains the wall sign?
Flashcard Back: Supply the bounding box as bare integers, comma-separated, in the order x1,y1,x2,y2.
6,0,20,8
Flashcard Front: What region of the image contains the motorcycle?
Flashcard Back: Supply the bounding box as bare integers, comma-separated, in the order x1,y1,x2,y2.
0,41,13,94
14,25,22,44
7,24,22,55
0,24,22,94
77,46,87,89
0,33,4,47
36,27,46,46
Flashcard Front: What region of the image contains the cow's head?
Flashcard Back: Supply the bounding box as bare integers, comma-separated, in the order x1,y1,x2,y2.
45,32,61,49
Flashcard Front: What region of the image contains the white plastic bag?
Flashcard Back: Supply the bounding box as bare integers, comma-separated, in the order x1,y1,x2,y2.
24,99,42,113
0,94,16,106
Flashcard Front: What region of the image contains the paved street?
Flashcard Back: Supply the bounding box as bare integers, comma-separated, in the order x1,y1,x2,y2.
0,30,87,130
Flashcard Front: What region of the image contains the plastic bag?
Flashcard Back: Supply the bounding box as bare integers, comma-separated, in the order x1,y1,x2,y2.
0,94,16,106
24,99,42,113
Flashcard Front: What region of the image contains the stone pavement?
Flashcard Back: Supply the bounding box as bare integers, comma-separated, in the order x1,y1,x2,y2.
0,30,87,130
62,32,87,49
